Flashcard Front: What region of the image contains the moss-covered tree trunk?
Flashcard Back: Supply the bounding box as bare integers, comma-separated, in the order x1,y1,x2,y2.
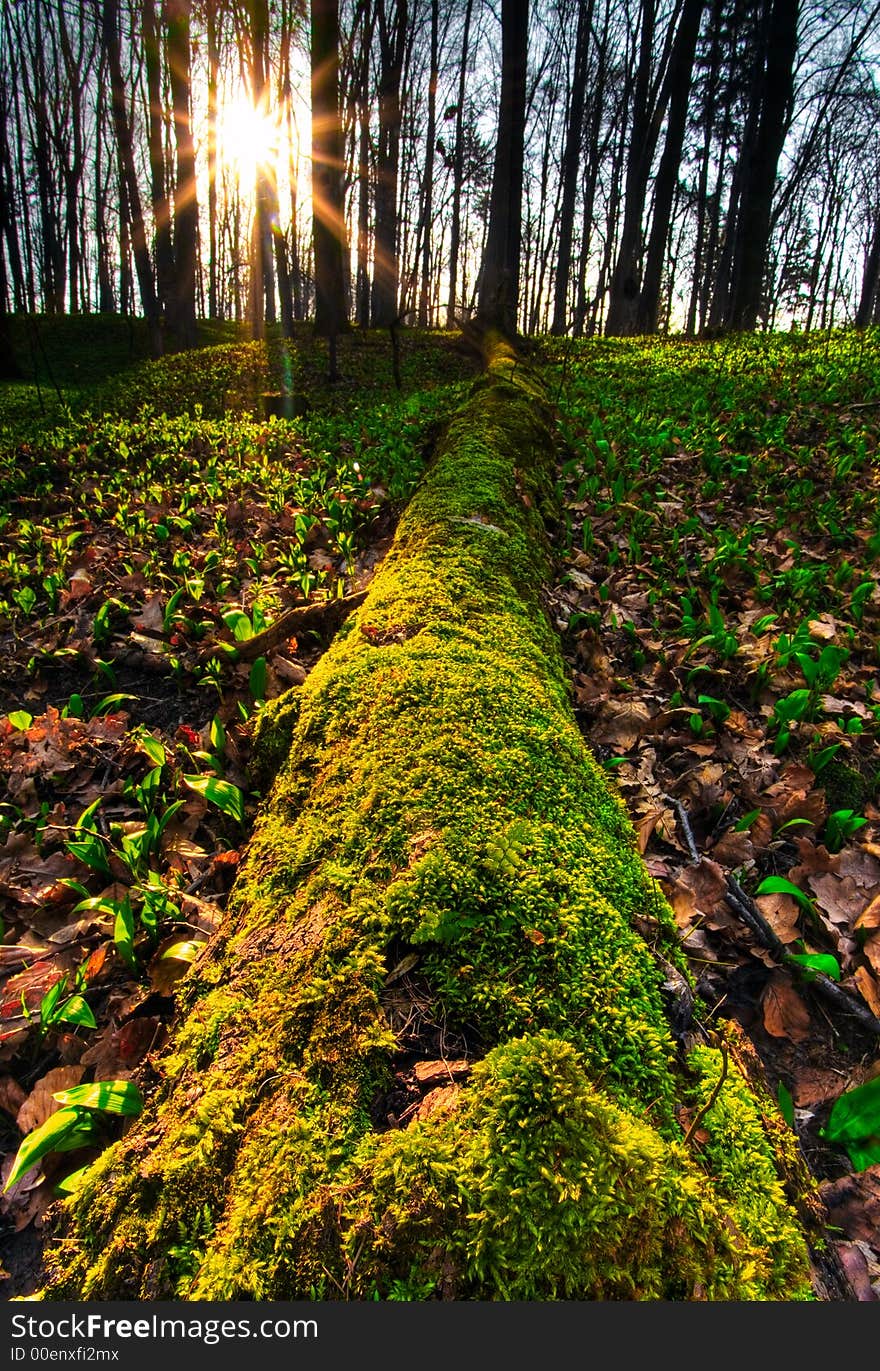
45,338,817,1301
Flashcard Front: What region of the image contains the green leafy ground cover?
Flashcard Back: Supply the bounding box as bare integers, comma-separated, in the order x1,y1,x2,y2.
0,324,878,1297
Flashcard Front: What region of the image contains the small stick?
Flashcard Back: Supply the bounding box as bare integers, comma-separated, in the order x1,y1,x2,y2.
668,795,699,864
199,591,366,665
683,1040,729,1148
723,874,880,1037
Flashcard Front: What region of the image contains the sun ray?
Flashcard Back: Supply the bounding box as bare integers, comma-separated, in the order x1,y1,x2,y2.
217,92,278,190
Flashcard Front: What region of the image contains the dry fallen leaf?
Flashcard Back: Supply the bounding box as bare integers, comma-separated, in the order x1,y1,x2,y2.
0,1075,27,1120
754,891,802,944
854,966,880,1018
592,698,652,751
791,1066,846,1108
821,1167,880,1247
16,1064,85,1135
761,973,811,1042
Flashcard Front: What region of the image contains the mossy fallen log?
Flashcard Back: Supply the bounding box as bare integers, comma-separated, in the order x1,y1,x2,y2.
44,338,816,1301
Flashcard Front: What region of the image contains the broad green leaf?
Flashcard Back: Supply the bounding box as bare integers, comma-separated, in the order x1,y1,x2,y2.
39,979,65,1027
56,995,98,1029
53,1163,94,1197
786,952,841,982
734,808,761,832
53,1080,144,1117
3,1107,89,1191
209,716,226,754
249,655,267,702
222,609,253,642
777,1082,795,1128
136,732,167,767
823,1075,880,1170
182,774,245,823
160,939,205,964
755,876,816,915
7,710,32,731
67,838,111,876
114,897,137,971
65,693,85,719
74,797,103,834
92,693,136,718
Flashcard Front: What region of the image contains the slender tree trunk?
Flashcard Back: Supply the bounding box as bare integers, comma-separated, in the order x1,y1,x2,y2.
142,0,175,324
856,210,880,329
418,0,439,328
94,54,116,313
551,0,592,335
725,0,798,330
445,0,472,327
165,0,199,347
476,0,529,336
102,0,162,353
636,0,704,332
207,1,219,320
371,0,407,326
312,0,349,369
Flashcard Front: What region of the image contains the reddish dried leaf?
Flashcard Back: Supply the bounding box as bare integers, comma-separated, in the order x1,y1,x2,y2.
821,1167,880,1246
834,1243,878,1301
16,1065,84,1135
862,931,880,979
792,1067,847,1108
856,894,880,932
592,698,652,751
855,966,880,1018
414,1084,460,1121
118,1017,162,1065
0,1075,27,1119
808,873,867,928
710,829,755,867
761,973,811,1042
754,891,802,944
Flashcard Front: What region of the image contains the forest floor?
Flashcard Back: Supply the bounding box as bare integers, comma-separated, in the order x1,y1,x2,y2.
0,319,879,1299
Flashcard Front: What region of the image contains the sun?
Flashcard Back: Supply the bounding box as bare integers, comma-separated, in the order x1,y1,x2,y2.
217,93,278,188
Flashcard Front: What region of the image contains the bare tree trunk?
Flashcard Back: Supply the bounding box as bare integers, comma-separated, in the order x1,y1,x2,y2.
446,0,472,326
207,0,220,320
418,0,439,327
551,0,592,335
312,0,349,370
165,0,199,346
636,0,703,332
476,0,529,336
856,210,880,329
102,0,162,353
725,0,798,330
371,0,407,326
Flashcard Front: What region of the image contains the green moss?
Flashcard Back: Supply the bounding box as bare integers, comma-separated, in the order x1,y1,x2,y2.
42,339,813,1302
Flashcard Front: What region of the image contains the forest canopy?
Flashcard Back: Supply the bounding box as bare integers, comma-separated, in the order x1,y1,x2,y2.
0,0,879,344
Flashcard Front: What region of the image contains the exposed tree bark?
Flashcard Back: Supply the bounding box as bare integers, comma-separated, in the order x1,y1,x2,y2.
417,0,439,328
724,0,798,331
102,0,162,354
636,0,704,333
476,0,529,336
206,0,220,320
311,0,349,371
551,0,592,335
165,0,199,347
445,0,473,327
371,0,407,326
855,210,880,329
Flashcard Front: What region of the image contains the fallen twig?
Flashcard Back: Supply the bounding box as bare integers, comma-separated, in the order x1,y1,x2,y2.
723,873,880,1037
199,591,366,665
